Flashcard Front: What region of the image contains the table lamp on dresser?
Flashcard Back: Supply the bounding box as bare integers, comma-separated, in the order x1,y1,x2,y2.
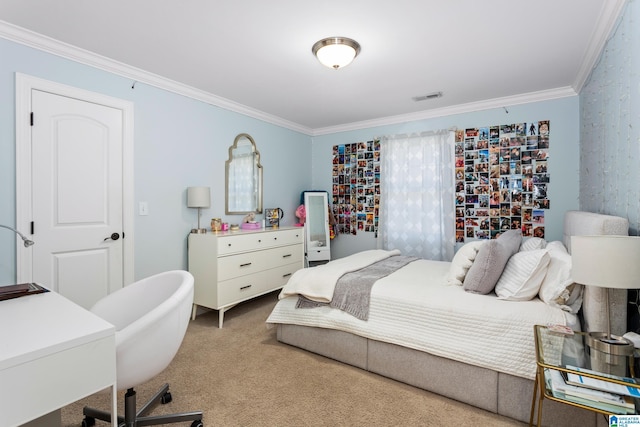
187,186,210,234
571,235,640,376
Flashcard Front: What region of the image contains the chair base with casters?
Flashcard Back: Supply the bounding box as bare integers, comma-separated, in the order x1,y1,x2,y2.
82,384,203,427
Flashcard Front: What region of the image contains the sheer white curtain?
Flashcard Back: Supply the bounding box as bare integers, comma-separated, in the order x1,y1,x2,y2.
378,130,455,261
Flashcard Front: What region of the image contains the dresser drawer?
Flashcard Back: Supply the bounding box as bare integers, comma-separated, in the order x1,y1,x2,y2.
269,228,304,246
217,262,300,307
217,244,303,281
217,228,303,255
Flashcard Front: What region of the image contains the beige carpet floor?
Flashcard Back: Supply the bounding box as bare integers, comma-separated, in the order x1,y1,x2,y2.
61,291,525,426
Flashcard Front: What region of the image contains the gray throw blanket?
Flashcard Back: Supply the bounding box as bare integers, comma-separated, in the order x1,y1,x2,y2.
296,255,418,320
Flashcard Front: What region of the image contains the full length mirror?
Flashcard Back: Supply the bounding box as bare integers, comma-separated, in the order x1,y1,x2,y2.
225,133,263,214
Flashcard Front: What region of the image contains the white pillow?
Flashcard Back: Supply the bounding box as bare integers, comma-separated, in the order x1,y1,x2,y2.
520,237,547,251
495,249,550,301
539,241,583,313
446,241,486,285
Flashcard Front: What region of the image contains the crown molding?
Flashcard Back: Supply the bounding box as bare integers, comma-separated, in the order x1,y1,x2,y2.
311,87,577,136
1,19,601,138
0,20,313,136
573,0,628,92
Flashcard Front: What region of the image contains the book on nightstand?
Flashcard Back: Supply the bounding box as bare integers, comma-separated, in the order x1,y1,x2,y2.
565,365,640,398
545,368,636,414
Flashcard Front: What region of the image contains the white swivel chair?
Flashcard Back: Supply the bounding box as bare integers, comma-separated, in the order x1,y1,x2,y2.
82,270,203,427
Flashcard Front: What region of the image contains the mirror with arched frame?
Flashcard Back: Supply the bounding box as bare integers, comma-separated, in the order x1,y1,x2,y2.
225,133,263,214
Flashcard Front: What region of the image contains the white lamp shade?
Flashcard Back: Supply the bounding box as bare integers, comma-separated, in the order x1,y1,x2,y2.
571,235,640,289
187,186,210,208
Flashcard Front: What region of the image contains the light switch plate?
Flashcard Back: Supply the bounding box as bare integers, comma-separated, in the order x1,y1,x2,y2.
139,201,149,216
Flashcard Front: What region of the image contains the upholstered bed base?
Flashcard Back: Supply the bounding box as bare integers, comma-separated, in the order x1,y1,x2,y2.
277,323,605,426
275,211,629,426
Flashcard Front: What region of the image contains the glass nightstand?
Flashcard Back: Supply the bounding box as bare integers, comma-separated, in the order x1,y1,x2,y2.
530,324,639,426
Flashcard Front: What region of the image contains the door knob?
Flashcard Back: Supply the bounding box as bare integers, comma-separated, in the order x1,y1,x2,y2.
104,232,120,241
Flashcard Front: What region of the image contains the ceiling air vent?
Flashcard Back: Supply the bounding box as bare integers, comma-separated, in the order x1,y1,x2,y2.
412,92,443,102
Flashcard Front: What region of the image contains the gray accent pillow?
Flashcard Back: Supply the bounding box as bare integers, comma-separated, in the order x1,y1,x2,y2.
463,230,522,294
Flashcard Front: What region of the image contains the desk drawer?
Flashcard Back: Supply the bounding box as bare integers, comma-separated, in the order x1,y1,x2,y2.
217,228,303,255
217,244,303,281
217,263,300,306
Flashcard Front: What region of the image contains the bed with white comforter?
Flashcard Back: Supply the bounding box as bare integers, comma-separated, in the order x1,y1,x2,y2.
269,254,573,380
266,211,630,426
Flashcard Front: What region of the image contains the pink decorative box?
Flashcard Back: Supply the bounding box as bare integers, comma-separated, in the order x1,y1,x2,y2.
241,222,261,230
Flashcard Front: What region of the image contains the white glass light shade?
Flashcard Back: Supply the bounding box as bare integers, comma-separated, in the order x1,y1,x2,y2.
187,186,210,208
571,235,640,289
312,37,360,70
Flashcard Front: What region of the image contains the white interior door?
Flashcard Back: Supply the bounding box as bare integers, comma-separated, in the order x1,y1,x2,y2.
31,90,122,309
15,74,134,310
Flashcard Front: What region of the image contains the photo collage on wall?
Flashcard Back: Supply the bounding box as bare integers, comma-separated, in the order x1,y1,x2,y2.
332,139,380,235
455,120,550,242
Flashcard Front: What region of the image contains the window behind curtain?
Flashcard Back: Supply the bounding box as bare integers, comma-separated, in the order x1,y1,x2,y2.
378,130,455,261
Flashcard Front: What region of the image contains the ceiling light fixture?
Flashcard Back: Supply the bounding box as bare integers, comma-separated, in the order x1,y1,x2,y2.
312,37,361,70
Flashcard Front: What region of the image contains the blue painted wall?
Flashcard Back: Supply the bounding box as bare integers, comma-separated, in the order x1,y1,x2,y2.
312,98,581,259
580,0,640,235
1,24,597,283
0,37,312,285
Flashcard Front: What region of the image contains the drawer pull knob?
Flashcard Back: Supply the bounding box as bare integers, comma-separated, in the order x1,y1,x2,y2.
240,285,252,290
258,239,262,242
240,262,252,267
274,237,277,240
282,254,292,258
282,273,292,278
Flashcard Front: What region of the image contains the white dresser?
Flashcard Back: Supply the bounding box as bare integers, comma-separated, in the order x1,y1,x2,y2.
188,226,304,327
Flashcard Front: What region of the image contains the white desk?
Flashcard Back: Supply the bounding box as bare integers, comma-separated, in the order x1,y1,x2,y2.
0,289,117,427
